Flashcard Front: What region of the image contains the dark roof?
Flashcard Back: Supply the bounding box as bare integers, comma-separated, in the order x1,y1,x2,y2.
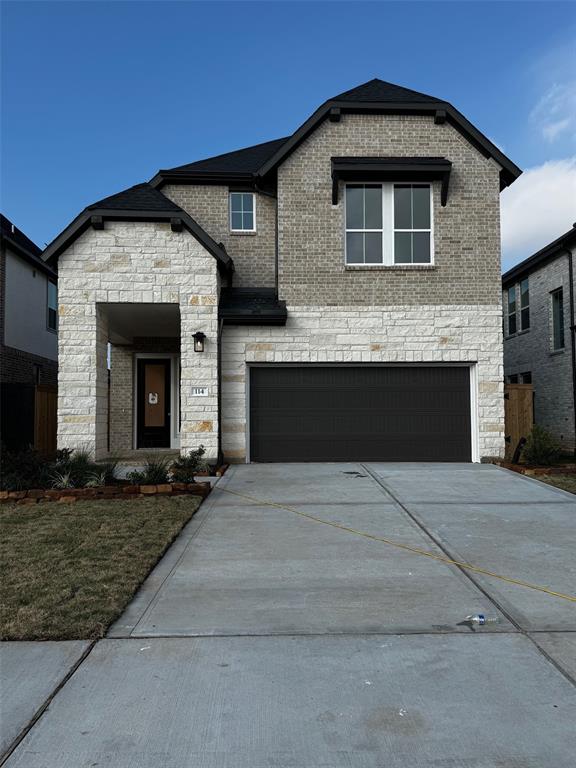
87,183,183,212
163,138,289,176
42,183,232,271
331,78,440,104
1,214,56,278
256,78,522,189
219,288,287,325
502,225,576,286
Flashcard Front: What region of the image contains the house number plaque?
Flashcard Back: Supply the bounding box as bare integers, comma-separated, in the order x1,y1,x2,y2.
191,387,209,397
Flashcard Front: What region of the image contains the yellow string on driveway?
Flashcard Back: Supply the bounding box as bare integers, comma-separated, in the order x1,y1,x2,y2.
220,487,576,604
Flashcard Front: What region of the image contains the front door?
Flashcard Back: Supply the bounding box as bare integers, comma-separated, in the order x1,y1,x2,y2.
137,359,171,448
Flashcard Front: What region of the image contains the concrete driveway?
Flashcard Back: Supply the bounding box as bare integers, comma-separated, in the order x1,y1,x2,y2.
4,463,576,767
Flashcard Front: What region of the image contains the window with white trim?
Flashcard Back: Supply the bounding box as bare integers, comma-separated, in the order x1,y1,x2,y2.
47,280,57,332
229,192,255,232
345,183,432,265
551,287,565,351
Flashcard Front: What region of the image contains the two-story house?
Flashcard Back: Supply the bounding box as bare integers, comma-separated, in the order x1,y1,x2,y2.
42,79,521,464
1,214,58,449
503,225,575,454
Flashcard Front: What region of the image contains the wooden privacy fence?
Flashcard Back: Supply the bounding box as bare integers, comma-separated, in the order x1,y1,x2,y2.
35,384,57,455
504,383,534,461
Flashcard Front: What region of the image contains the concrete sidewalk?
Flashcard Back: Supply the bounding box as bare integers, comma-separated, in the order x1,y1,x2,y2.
4,463,576,767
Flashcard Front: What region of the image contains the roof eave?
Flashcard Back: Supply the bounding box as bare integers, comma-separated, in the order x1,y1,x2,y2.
42,208,232,272
256,98,521,190
150,170,256,189
502,228,576,286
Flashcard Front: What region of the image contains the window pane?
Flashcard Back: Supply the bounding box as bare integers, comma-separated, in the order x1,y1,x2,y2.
507,287,516,314
412,186,430,229
394,232,412,263
48,282,57,309
520,278,529,307
243,211,254,230
508,313,517,336
231,211,243,230
230,193,242,213
346,186,364,229
364,232,383,264
346,232,364,263
412,232,431,263
521,307,530,330
364,186,382,229
521,372,532,384
242,193,254,213
394,186,412,229
48,308,57,331
552,289,565,349
508,374,519,384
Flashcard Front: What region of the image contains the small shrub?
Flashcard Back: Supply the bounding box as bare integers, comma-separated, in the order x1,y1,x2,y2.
522,426,561,466
55,448,94,487
51,471,74,489
0,446,53,491
126,456,171,485
84,471,108,488
170,446,207,484
98,459,118,485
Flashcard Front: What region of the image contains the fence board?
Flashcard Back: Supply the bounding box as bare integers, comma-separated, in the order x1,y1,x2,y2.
504,384,534,461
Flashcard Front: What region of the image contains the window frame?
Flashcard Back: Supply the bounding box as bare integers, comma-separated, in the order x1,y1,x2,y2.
551,287,565,351
229,191,256,233
506,285,517,337
47,279,58,333
519,277,530,331
344,182,434,267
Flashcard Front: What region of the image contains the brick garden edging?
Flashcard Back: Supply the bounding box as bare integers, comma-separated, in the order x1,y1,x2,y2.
0,482,212,505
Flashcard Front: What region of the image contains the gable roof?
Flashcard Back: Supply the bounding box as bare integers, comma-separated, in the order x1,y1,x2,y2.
42,183,232,272
331,78,441,104
256,78,521,189
1,214,57,278
502,224,576,286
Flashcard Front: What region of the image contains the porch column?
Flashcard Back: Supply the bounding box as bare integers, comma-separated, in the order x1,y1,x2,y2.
57,302,109,459
179,298,219,460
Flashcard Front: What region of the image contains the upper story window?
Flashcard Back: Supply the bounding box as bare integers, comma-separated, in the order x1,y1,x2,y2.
506,286,517,336
229,192,255,232
345,183,432,266
551,287,565,351
519,277,530,330
47,280,58,332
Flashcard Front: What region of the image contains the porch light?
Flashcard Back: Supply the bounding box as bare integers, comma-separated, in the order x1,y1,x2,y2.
193,331,206,353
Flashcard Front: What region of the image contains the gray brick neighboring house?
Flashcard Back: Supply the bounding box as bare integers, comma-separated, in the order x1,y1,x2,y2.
1,215,58,449
502,226,576,454
41,79,522,464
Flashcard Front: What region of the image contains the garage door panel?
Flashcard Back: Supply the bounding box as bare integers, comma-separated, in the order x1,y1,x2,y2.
249,366,471,462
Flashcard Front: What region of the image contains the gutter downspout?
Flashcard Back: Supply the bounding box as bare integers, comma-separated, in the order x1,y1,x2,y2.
217,317,224,467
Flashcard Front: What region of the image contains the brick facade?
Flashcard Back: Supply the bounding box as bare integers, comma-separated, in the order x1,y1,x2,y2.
503,246,575,452
163,184,276,288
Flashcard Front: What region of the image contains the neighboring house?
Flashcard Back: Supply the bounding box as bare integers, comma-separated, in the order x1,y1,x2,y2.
1,214,58,449
42,78,521,464
502,225,576,454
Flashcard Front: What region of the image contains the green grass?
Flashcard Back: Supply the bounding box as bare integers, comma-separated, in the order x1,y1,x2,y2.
537,474,576,495
0,495,201,640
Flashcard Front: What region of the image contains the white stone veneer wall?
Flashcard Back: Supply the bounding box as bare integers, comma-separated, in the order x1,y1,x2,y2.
57,221,219,459
221,305,504,462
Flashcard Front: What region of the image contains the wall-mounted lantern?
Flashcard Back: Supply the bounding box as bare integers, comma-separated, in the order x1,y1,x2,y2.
192,331,206,353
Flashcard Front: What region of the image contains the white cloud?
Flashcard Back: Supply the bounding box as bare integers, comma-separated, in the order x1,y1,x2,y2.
530,82,576,143
501,157,576,270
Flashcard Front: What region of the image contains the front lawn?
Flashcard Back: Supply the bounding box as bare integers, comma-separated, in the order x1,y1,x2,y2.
537,474,576,495
0,496,201,640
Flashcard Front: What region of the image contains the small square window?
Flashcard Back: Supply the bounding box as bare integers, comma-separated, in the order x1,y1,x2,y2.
229,192,255,231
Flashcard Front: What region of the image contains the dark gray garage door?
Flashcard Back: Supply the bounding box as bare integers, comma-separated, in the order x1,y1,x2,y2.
249,366,471,462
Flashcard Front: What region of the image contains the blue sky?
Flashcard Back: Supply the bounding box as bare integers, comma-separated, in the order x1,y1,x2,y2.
2,1,575,269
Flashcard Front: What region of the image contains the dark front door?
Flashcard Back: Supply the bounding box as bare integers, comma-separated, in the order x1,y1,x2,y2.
249,365,472,462
137,359,171,448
